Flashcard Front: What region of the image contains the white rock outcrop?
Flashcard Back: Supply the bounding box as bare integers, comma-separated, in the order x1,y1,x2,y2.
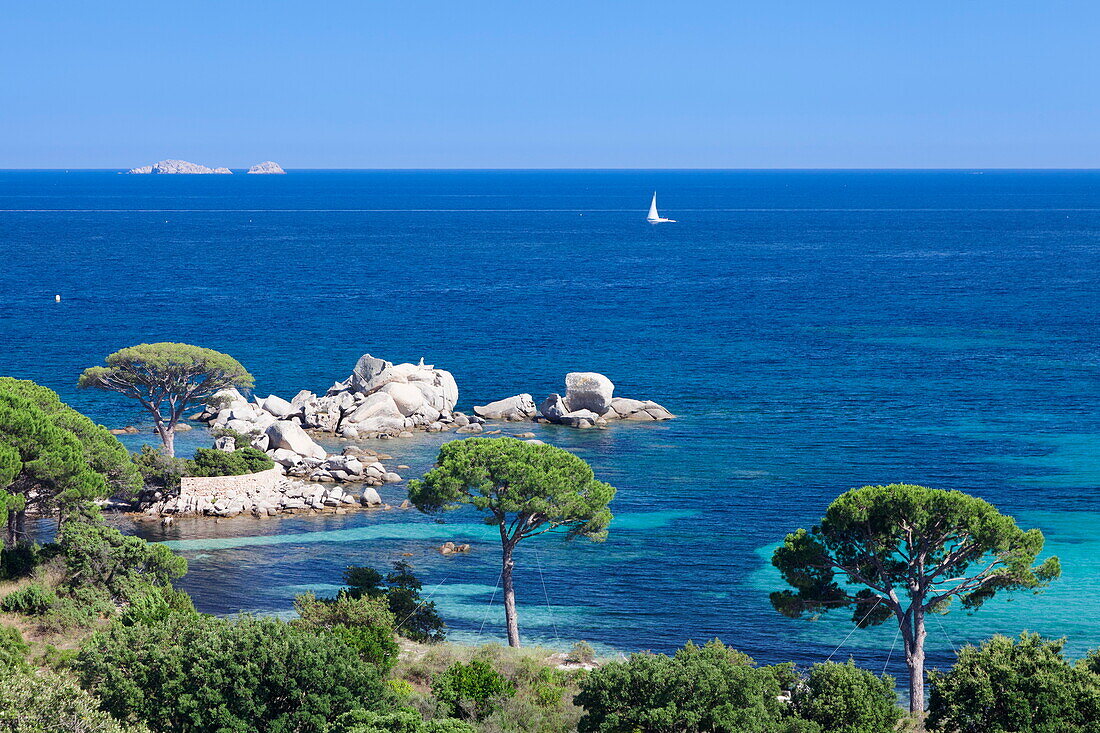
563,373,615,414
194,353,465,442
126,159,232,174
486,372,675,429
474,394,537,421
247,161,286,174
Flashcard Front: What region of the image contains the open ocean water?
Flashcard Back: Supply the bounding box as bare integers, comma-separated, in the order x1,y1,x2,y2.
1,170,1098,680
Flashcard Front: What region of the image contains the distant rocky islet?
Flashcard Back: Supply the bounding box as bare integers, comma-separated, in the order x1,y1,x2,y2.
126,159,285,174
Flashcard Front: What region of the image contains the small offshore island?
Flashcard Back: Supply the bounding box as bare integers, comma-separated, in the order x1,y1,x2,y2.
125,159,286,174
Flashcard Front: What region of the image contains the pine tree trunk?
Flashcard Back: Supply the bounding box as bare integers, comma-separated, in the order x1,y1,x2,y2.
501,539,521,647
159,424,175,457
904,606,928,727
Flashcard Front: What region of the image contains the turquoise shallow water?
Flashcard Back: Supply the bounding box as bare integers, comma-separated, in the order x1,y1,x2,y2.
1,170,1098,678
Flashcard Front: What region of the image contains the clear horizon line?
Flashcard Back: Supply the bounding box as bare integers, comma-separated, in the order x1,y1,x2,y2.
3,166,1100,173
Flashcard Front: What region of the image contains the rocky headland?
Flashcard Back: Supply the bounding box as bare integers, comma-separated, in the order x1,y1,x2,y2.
247,161,286,174
127,159,232,174
474,372,674,428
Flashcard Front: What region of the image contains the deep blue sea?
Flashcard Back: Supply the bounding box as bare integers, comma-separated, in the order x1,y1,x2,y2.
1,170,1098,680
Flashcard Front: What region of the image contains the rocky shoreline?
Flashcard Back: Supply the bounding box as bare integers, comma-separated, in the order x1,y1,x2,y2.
132,355,675,518
138,474,404,520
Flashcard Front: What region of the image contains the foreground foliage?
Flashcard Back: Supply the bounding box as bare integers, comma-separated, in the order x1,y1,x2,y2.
294,590,401,671
772,483,1060,715
790,661,901,733
343,561,447,643
928,632,1100,732
75,614,385,733
0,667,147,732
0,376,140,547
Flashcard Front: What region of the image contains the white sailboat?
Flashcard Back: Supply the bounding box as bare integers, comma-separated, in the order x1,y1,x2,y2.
646,192,675,223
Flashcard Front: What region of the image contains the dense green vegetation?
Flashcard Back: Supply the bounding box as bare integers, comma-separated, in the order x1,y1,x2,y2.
76,614,386,733
341,561,447,643
771,483,1060,717
927,633,1100,732
0,376,140,548
409,437,615,647
79,342,254,456
1,389,1094,731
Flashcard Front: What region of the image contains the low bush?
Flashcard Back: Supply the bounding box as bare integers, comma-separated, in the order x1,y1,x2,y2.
433,659,517,722
294,591,400,671
0,625,29,672
0,582,57,615
574,640,794,733
131,444,190,493
928,632,1100,732
789,661,901,733
342,561,446,643
329,708,476,733
75,614,386,733
190,446,273,477
0,667,146,732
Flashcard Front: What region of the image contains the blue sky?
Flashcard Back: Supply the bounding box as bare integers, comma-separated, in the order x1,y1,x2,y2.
2,1,1097,168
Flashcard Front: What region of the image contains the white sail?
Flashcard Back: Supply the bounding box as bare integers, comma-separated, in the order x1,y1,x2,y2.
647,192,660,222
647,191,675,223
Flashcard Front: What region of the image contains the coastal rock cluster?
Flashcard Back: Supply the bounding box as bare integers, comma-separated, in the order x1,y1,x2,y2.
194,353,470,445
145,476,395,518
126,159,232,174
247,161,286,174
474,372,674,429
192,384,410,484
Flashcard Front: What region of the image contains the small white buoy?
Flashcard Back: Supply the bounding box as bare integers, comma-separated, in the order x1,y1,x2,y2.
54,294,61,302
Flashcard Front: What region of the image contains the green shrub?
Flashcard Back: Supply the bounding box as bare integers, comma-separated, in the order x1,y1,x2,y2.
574,639,790,733
789,661,901,733
928,633,1100,732
0,626,29,672
0,582,57,615
210,426,254,450
0,667,146,732
40,644,79,672
236,446,274,472
565,641,596,665
190,446,273,477
131,444,191,492
0,543,44,581
75,614,384,733
342,561,446,643
58,521,187,600
37,596,100,634
294,591,400,671
118,584,197,627
433,659,517,722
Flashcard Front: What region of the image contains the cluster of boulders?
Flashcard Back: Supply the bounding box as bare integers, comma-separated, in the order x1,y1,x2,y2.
196,354,467,443
473,372,674,429
142,478,400,519
191,384,406,485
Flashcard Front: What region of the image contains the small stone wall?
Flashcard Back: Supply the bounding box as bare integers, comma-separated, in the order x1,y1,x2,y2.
179,466,284,499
